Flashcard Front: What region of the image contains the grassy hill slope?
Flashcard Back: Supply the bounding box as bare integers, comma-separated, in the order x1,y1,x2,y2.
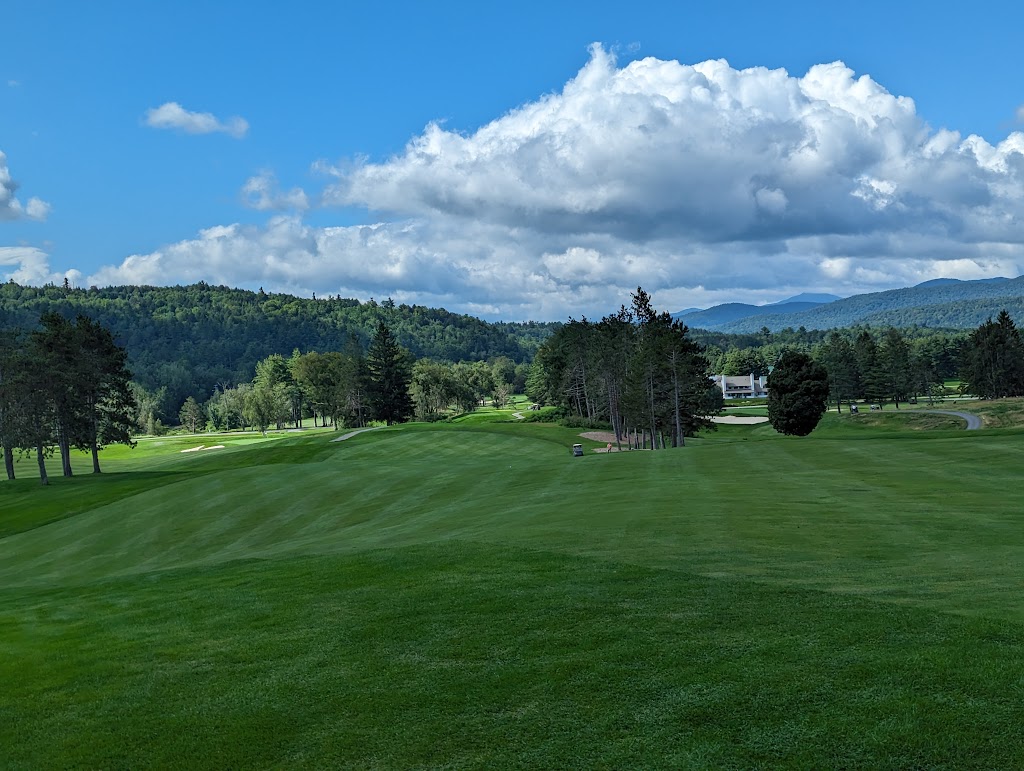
4,413,1024,766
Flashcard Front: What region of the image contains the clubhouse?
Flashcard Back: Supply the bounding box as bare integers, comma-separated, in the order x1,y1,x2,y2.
713,373,768,399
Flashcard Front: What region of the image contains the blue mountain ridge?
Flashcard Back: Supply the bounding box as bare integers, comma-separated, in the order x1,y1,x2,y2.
714,275,1024,333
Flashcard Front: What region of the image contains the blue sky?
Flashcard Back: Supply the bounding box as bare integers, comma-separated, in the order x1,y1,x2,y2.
3,0,1023,320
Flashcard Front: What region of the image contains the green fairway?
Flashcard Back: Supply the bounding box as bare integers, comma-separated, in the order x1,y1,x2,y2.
3,410,1024,766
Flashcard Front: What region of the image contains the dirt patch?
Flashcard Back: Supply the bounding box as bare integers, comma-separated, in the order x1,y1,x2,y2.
580,418,767,442
579,431,617,443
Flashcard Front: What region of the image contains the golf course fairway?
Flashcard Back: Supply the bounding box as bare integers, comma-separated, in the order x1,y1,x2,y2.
3,413,1024,767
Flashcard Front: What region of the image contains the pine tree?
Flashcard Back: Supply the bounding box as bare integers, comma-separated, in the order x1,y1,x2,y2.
879,328,913,408
854,331,888,406
366,321,414,425
959,310,1024,398
817,332,858,412
0,333,28,480
75,315,137,473
31,313,83,476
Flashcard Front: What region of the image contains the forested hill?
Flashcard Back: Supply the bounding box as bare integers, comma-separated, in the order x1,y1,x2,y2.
0,282,558,408
717,276,1024,332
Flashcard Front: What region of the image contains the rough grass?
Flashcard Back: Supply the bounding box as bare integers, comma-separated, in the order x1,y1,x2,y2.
948,396,1024,428
4,409,1024,766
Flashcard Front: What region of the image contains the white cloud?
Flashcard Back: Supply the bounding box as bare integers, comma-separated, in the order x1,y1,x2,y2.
241,171,309,211
144,102,249,139
87,47,1024,318
0,246,80,285
0,151,51,221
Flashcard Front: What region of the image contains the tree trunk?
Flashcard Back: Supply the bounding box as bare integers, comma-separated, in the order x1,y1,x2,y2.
37,443,48,486
58,424,73,477
672,367,685,448
4,445,14,480
92,412,102,473
647,371,658,451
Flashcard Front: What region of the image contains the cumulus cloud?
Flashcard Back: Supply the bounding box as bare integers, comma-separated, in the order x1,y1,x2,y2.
0,246,80,285
144,102,249,138
90,47,1024,319
241,171,309,211
0,151,51,221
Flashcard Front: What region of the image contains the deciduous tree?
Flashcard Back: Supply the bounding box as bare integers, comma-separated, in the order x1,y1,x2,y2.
178,396,205,434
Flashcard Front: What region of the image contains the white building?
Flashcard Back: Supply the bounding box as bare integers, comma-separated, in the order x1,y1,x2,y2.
713,373,768,399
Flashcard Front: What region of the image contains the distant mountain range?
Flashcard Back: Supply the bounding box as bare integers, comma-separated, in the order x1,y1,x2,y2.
769,292,843,305
672,301,824,328
673,277,1024,332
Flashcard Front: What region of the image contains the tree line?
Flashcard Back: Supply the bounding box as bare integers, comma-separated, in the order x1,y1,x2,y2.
0,281,558,417
6,300,1023,483
812,314,1024,409
170,330,532,435
957,310,1024,399
166,321,417,436
526,288,723,449
0,313,135,484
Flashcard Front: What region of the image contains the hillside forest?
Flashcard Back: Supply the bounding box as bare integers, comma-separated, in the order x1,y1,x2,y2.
3,282,1024,467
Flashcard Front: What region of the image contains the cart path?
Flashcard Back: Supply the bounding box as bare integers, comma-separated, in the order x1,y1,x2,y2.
919,409,983,430
329,426,384,442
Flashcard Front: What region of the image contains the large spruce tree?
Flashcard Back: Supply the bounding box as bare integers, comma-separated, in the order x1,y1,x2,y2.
366,321,414,425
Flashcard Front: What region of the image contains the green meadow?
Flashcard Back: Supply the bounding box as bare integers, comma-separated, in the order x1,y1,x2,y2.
3,407,1024,767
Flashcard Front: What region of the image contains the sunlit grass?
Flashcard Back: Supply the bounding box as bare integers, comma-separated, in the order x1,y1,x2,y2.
4,405,1024,766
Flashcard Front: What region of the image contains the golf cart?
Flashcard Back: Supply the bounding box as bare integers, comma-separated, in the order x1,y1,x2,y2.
572,444,584,457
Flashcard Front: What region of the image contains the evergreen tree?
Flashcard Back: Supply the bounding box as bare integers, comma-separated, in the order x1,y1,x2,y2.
30,313,84,476
817,332,858,412
366,321,414,425
854,331,888,406
879,328,913,408
959,310,1024,398
595,307,633,445
766,351,830,436
341,333,369,428
75,315,137,473
0,332,29,480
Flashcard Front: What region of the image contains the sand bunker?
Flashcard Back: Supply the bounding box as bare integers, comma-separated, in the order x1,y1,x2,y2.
179,444,226,453
579,431,617,443
580,416,767,444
